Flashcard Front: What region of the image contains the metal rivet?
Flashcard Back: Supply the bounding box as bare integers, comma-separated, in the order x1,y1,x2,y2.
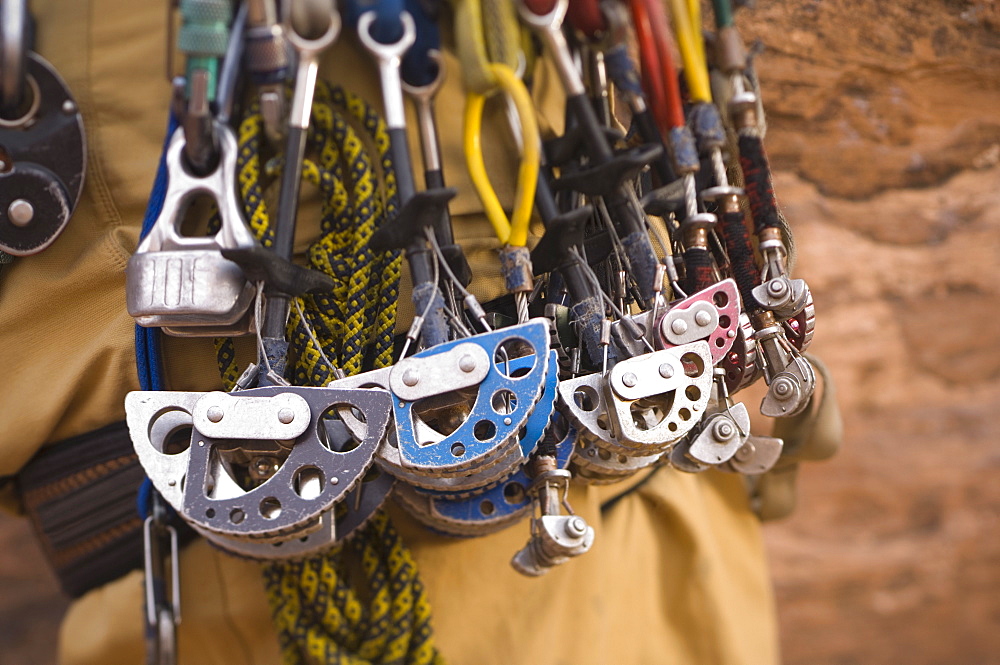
503,417,512,426
713,420,736,442
330,476,339,485
402,368,420,386
565,516,588,537
727,330,736,338
735,442,755,462
622,372,638,388
670,318,688,335
458,354,477,372
8,199,34,227
62,100,77,114
206,406,224,423
277,408,295,424
767,279,787,296
695,310,713,327
773,376,794,399
658,363,674,379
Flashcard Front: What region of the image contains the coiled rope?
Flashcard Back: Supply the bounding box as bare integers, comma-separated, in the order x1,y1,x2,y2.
210,80,444,665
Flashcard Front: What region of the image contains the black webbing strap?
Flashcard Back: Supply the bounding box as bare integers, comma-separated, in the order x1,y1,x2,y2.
16,421,192,598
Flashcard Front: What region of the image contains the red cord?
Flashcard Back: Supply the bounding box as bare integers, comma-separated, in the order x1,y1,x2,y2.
630,0,669,136
522,0,559,16
566,0,607,38
632,0,684,130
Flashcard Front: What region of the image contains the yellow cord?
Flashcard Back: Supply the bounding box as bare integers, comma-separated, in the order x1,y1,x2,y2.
451,0,525,95
463,62,539,247
687,0,707,71
668,0,712,103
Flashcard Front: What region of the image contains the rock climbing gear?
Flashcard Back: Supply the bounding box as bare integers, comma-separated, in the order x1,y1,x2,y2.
116,0,835,660
0,0,86,258
122,0,828,559
126,123,259,333
126,384,393,555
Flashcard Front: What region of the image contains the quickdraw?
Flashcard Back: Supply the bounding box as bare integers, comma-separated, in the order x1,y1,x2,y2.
117,0,823,661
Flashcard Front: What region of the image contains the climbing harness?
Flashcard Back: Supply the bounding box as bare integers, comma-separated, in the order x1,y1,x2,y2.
115,0,829,661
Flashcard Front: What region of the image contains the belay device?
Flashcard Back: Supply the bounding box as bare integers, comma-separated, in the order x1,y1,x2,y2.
0,0,86,257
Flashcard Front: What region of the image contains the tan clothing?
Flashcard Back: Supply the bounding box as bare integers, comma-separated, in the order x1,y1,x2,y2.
1,1,779,663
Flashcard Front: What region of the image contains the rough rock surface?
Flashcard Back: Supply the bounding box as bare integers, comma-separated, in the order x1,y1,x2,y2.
739,1,1000,664
2,1,999,664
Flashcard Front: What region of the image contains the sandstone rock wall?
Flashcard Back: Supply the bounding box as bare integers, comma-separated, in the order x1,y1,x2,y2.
741,1,1000,663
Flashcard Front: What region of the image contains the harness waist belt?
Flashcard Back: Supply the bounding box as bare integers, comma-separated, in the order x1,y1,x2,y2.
19,421,152,598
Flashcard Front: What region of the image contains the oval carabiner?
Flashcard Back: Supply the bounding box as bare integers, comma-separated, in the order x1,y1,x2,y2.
463,63,539,247
1,0,27,115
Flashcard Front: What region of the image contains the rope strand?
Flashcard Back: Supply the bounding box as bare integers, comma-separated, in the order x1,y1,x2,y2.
210,81,442,665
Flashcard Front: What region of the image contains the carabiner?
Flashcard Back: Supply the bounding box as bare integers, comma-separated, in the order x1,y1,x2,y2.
1,0,27,115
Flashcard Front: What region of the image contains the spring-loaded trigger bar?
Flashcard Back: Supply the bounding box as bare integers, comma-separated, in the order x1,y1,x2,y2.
402,50,473,288
246,0,340,375
361,12,456,349
518,0,662,304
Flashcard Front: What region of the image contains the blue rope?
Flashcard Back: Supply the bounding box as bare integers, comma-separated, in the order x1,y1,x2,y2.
135,113,178,393
135,113,178,518
137,476,155,519
343,0,439,85
401,0,442,88
342,0,406,44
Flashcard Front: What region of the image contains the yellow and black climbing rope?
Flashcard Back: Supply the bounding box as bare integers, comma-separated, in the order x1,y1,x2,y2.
210,81,443,665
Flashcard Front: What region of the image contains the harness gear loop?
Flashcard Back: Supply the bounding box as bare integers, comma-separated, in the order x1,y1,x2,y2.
463,63,540,248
